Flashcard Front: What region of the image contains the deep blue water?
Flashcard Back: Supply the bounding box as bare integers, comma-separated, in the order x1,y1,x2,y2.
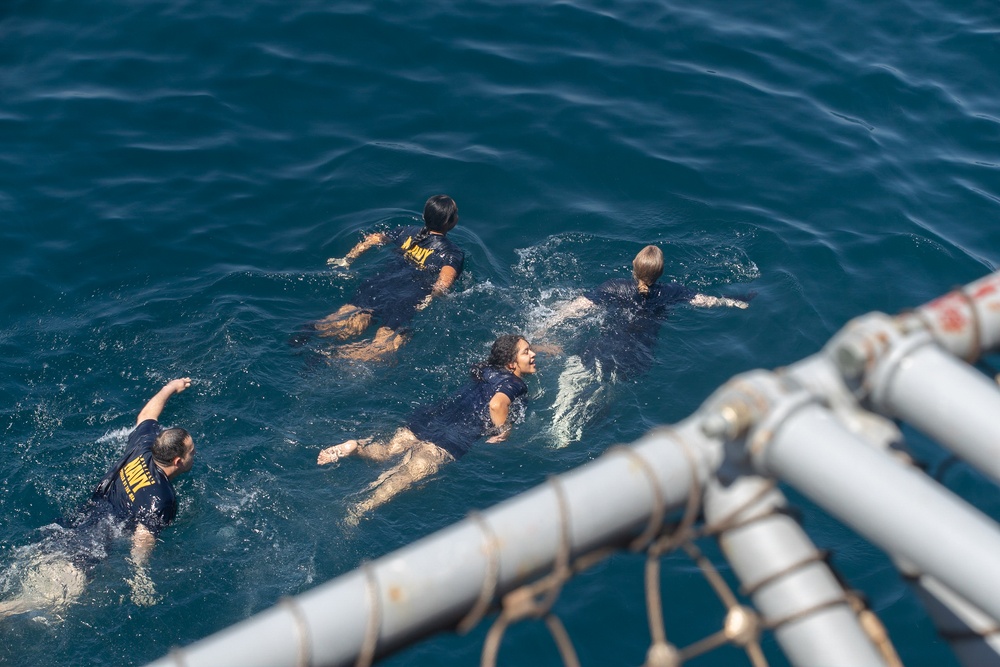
2,0,1000,665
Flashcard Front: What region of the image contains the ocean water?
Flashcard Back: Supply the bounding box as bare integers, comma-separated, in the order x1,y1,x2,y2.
2,0,1000,665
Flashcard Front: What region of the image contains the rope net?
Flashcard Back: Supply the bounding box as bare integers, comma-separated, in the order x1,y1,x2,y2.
332,442,905,667
347,440,906,667
464,497,904,667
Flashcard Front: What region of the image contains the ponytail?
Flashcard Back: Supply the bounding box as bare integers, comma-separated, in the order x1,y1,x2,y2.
412,226,432,244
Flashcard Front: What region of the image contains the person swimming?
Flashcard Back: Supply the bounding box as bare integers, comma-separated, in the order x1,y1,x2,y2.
317,335,537,523
307,194,465,362
0,378,196,619
537,245,751,448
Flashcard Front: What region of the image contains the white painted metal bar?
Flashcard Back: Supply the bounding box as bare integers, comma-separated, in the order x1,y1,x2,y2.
704,477,886,666
145,426,713,667
897,271,1000,360
867,338,1000,486
751,400,1000,625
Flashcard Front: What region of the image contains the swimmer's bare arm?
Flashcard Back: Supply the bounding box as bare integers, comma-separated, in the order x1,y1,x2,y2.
327,232,388,268
416,265,459,310
485,392,513,443
689,294,749,309
128,524,160,606
136,378,192,426
130,524,157,566
531,295,595,341
433,265,459,294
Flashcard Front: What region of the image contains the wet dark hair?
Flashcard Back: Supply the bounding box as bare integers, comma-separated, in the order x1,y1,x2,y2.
153,427,191,465
471,334,525,380
421,194,458,235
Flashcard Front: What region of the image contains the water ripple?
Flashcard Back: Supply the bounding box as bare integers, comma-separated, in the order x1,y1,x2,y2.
2,1,1000,666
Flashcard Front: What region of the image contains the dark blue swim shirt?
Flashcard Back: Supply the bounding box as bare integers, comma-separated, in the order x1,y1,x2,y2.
91,419,178,536
579,278,694,381
40,419,179,570
39,510,121,571
351,225,465,330
406,367,528,459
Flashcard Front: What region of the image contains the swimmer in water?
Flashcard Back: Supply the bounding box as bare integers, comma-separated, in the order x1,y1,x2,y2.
0,378,196,618
317,335,537,523
537,245,752,448
304,194,464,362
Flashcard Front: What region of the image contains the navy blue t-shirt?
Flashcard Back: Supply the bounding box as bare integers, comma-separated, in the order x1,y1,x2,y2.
92,419,177,536
407,367,528,459
351,226,465,330
579,278,694,380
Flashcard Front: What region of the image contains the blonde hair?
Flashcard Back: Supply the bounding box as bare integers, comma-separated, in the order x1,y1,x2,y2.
632,245,664,293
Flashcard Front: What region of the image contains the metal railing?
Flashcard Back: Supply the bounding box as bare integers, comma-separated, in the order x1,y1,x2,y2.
146,270,1000,667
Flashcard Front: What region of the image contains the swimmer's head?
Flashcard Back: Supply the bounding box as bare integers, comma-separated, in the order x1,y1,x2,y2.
473,334,534,380
506,337,536,378
423,195,459,234
486,334,523,368
633,245,664,293
153,427,195,476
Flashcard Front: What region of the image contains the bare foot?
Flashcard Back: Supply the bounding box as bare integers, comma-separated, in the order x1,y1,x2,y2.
334,327,406,362
344,505,365,528
333,341,381,362
317,440,360,465
314,307,372,340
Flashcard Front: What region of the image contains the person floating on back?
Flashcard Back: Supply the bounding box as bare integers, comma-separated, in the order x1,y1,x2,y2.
537,245,752,448
307,194,464,362
0,378,196,619
317,335,537,523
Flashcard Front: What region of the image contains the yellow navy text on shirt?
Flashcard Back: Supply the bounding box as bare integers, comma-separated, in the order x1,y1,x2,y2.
399,236,434,268
120,456,155,502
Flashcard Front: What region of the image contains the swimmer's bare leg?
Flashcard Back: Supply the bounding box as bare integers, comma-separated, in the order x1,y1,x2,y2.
363,449,414,494
318,437,369,465
318,427,418,466
314,305,373,340
354,428,419,462
0,596,34,619
334,327,409,362
0,555,87,619
347,444,449,524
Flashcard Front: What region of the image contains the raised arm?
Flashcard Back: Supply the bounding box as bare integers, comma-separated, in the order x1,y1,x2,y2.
485,392,513,443
689,294,749,309
327,232,388,268
136,378,192,426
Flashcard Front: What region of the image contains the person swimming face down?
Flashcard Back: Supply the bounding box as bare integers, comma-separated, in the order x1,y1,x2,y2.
421,194,459,234
309,194,465,362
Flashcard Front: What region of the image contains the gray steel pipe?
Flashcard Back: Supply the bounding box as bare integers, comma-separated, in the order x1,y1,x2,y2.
751,401,1000,625
704,477,887,667
146,426,715,667
867,337,1000,486
898,270,1000,361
